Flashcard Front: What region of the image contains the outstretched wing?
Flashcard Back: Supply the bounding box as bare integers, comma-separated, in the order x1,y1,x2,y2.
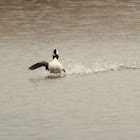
29,61,48,70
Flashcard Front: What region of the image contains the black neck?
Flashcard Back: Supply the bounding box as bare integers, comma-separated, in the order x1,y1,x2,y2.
53,54,59,59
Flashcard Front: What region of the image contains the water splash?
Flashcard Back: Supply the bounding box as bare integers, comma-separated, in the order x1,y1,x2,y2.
64,59,139,75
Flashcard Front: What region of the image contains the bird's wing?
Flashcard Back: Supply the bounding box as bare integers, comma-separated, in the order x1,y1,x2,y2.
29,61,48,70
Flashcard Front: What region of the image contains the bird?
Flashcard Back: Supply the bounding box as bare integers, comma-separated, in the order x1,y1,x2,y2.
29,49,66,77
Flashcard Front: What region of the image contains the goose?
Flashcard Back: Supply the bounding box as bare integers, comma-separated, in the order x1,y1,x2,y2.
29,49,66,77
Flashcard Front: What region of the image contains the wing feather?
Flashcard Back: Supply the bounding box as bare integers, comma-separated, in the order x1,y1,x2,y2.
29,61,48,70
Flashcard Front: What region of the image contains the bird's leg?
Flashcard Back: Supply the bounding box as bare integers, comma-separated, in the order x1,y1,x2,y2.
48,72,52,77
60,72,63,78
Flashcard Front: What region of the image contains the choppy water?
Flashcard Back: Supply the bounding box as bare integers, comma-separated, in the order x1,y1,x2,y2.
0,0,140,140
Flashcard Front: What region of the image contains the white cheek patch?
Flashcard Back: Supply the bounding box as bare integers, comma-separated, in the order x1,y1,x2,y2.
56,50,58,55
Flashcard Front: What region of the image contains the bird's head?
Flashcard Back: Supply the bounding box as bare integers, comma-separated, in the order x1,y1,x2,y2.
53,49,59,59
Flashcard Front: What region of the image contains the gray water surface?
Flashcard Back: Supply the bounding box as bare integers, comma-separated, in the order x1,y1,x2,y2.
0,0,140,140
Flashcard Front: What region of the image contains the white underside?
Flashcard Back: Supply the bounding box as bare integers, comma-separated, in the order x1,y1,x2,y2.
48,58,64,73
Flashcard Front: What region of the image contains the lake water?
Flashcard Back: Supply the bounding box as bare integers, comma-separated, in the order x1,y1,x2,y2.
0,0,140,140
